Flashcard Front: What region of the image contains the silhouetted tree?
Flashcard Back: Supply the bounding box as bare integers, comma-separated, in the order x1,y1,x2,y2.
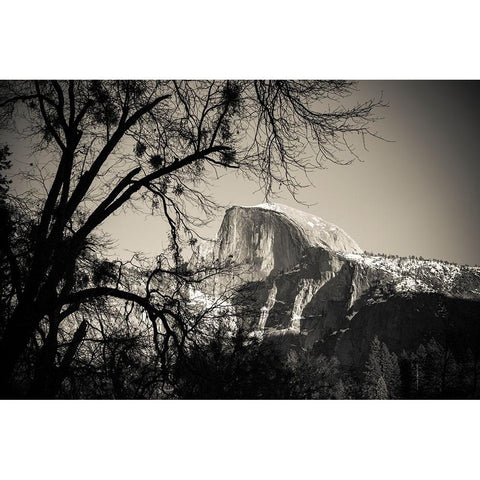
0,80,383,397
412,338,459,398
286,349,342,399
171,325,294,399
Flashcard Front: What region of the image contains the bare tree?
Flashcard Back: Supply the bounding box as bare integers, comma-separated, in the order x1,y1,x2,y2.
0,80,383,397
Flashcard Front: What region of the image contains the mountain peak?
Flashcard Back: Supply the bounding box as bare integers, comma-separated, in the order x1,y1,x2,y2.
195,203,364,283
231,203,363,255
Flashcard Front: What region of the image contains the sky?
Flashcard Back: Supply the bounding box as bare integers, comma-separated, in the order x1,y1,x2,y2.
102,81,480,266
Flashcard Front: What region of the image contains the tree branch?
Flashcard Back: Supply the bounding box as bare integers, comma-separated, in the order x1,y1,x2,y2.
72,145,230,244
64,93,171,222
34,81,66,152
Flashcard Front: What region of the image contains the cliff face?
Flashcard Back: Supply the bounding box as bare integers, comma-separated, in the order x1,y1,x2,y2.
200,204,362,283
192,204,480,368
216,206,308,282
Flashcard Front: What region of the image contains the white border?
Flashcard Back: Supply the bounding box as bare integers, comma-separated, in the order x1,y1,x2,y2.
1,1,478,478
1,400,478,479
1,0,479,79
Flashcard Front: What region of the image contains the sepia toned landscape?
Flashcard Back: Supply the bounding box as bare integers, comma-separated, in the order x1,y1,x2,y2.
1,80,479,399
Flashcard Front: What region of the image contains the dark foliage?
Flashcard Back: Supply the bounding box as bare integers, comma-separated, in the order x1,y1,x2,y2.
171,330,294,399
171,327,345,400
0,80,383,398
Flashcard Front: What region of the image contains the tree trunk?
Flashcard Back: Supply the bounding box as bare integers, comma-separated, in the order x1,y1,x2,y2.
27,316,60,399
473,354,479,398
0,301,44,397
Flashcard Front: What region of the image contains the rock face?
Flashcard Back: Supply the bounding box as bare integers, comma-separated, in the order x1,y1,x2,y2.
192,203,480,369
196,204,362,283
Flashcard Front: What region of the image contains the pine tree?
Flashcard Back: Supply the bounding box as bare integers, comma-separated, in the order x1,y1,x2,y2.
362,337,384,399
362,336,400,399
399,350,413,399
413,343,428,398
375,376,389,399
413,338,460,398
379,343,400,398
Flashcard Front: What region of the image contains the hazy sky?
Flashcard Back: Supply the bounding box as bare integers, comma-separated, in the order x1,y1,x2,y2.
102,81,480,266
5,82,477,265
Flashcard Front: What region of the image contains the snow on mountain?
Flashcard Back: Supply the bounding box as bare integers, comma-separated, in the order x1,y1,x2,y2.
192,203,480,300
343,252,480,298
